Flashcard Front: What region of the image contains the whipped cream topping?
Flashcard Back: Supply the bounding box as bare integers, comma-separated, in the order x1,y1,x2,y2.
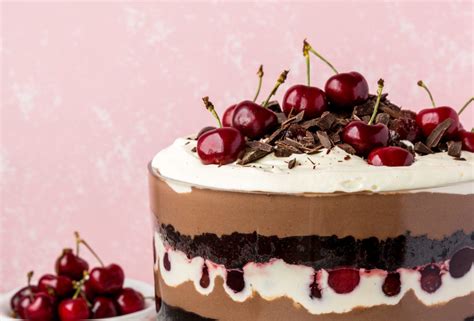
152,137,474,194
154,233,474,315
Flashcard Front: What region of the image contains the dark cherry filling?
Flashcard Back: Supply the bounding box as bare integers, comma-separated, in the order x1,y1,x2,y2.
163,252,171,271
420,264,442,293
200,264,210,289
226,269,245,293
327,268,360,294
382,272,401,297
309,273,322,299
449,247,474,278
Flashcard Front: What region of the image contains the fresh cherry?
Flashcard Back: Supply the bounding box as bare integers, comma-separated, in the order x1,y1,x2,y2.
222,105,237,127
197,97,246,165
459,129,474,152
38,274,74,298
55,248,89,281
10,286,39,316
327,268,360,294
89,263,125,295
24,293,55,321
91,297,118,318
222,65,265,127
232,100,278,138
342,79,389,156
282,85,327,119
415,81,460,139
197,127,245,165
197,126,216,139
368,147,414,167
115,288,146,315
58,298,90,321
303,40,368,109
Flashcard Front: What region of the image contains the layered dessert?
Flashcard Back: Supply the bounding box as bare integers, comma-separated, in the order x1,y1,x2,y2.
149,42,474,321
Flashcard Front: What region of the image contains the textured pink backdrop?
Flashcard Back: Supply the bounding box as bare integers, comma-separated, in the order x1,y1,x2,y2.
1,1,473,292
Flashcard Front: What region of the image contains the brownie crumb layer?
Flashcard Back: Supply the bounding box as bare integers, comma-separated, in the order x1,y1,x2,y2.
158,223,473,271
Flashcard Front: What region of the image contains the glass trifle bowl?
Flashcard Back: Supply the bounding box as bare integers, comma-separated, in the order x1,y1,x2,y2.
148,137,474,321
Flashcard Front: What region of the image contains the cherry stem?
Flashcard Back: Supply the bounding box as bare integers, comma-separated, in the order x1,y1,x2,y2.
75,231,104,267
458,97,474,116
253,65,264,103
303,40,311,86
305,39,338,74
202,97,222,128
72,272,89,300
368,79,385,125
417,80,436,108
27,271,34,301
263,70,289,108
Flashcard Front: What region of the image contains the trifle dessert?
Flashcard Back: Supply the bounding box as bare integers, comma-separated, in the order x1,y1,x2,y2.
149,41,474,321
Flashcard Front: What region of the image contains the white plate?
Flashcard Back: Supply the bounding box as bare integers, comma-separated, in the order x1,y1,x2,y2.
0,278,157,320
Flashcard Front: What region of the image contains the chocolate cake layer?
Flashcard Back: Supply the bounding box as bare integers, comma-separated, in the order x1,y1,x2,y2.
158,223,474,270
158,301,216,321
149,170,474,240
156,278,474,321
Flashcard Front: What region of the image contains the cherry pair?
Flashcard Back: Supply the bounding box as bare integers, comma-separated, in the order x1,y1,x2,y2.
282,40,369,119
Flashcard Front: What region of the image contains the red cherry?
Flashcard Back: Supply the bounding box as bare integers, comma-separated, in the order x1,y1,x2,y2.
420,264,442,293
91,297,118,318
55,248,89,281
24,293,55,321
342,121,389,156
327,268,360,294
10,285,39,316
38,274,74,298
282,84,327,119
325,72,369,109
232,100,278,138
459,129,474,152
197,127,246,165
196,126,216,139
222,104,237,127
58,298,90,321
416,106,460,139
115,288,146,315
89,263,125,295
368,147,414,167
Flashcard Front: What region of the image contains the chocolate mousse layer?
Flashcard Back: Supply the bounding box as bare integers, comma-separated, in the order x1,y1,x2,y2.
156,278,474,321
149,168,474,239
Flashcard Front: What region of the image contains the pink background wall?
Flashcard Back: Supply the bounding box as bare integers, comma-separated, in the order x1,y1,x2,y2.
1,1,473,292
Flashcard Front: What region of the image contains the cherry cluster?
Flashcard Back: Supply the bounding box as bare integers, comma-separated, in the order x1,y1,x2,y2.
196,40,473,167
10,232,145,321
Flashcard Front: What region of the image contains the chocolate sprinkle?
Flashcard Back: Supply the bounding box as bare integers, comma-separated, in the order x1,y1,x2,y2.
414,142,433,155
447,141,462,158
288,158,297,169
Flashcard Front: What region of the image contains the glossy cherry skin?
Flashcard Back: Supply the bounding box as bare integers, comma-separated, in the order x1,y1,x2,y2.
325,71,369,109
91,297,118,318
222,104,237,127
197,128,245,165
38,274,74,298
342,121,389,156
232,100,278,139
368,147,415,167
24,293,55,321
115,288,146,315
196,126,216,139
10,285,39,316
416,106,460,139
282,85,327,119
55,248,89,281
58,298,90,321
89,263,125,295
459,129,474,152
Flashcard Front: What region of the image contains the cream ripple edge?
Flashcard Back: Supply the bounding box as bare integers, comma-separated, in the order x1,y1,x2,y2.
152,137,474,194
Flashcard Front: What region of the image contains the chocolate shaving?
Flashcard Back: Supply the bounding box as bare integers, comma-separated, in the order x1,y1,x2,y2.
375,113,391,125
414,142,433,155
399,109,417,120
426,118,453,148
344,155,351,161
305,145,323,155
191,147,197,153
336,143,356,155
266,101,282,113
288,158,297,169
454,157,466,161
316,131,333,149
275,141,303,154
274,147,294,157
447,141,462,158
238,149,271,165
282,111,305,127
246,141,273,153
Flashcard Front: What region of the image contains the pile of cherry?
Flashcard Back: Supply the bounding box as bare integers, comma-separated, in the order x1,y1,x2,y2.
10,232,145,321
196,39,473,167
